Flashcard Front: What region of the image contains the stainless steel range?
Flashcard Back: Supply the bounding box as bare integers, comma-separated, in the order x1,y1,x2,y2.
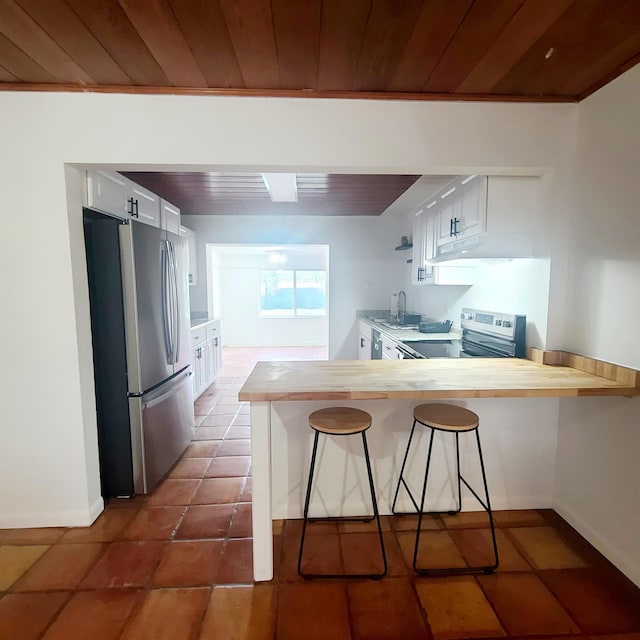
402,307,526,359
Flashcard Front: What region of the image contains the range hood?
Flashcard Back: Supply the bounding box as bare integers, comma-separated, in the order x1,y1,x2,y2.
428,230,537,263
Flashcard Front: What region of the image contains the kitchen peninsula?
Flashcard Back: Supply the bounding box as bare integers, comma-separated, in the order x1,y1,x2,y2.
239,356,639,581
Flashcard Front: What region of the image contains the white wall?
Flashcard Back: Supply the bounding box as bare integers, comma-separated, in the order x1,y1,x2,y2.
554,64,640,586
209,246,328,347
187,214,416,359
0,90,576,528
406,259,551,348
271,398,559,519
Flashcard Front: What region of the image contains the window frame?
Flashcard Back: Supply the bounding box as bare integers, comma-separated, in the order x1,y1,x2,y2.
259,269,327,318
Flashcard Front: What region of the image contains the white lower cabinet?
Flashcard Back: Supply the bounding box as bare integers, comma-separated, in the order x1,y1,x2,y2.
358,321,371,360
192,343,206,395
382,335,402,360
191,320,222,399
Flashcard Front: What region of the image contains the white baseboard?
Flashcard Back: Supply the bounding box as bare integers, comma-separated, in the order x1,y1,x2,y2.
0,497,105,529
88,495,105,524
553,498,640,588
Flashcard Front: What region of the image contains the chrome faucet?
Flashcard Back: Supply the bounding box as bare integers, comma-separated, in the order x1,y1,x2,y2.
397,290,406,324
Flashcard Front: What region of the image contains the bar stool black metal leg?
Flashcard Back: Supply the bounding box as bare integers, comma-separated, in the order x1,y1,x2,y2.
413,428,435,572
362,431,387,578
298,429,387,579
413,427,499,575
450,432,462,515
392,419,420,513
475,429,499,573
298,430,319,577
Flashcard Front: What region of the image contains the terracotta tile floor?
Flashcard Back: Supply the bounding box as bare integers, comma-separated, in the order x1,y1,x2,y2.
1,346,640,639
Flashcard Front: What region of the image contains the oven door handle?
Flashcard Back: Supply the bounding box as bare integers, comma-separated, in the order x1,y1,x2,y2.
396,344,422,359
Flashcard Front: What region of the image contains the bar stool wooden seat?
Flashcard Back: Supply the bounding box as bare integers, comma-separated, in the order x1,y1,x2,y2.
392,403,499,576
298,406,387,579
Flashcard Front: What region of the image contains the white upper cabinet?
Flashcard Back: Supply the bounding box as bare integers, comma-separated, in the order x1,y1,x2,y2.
435,176,488,257
428,175,541,262
412,197,474,286
160,199,181,235
411,206,427,284
457,174,488,238
180,225,197,286
129,183,160,227
85,170,132,219
85,170,161,228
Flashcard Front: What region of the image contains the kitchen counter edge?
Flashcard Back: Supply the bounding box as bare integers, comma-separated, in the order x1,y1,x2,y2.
238,357,640,402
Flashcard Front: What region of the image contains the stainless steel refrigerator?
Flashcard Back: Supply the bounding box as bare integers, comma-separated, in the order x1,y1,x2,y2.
83,209,194,498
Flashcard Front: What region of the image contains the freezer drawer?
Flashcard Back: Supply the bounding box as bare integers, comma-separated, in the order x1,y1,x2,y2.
130,367,195,493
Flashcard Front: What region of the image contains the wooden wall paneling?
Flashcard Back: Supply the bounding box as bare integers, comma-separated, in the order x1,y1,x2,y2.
122,172,420,216
219,0,279,88
14,0,132,85
0,63,16,81
0,32,56,82
352,0,424,91
456,0,575,94
529,348,640,388
168,0,244,88
492,0,609,96
389,0,470,92
0,0,93,83
271,0,321,89
117,0,207,86
425,0,524,93
317,0,370,90
561,352,640,387
64,0,169,86
556,0,640,97
507,0,635,97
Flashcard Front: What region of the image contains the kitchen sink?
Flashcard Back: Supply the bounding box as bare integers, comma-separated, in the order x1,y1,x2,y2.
379,322,419,330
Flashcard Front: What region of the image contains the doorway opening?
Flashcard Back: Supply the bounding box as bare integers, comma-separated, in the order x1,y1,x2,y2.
206,243,329,376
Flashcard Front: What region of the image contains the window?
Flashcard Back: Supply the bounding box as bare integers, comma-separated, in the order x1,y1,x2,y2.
260,270,326,317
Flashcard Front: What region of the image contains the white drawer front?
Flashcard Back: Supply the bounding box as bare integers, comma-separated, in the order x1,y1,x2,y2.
191,330,206,348
206,322,220,340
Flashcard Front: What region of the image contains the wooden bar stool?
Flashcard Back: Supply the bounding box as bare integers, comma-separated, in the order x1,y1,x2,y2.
298,406,387,579
392,403,499,575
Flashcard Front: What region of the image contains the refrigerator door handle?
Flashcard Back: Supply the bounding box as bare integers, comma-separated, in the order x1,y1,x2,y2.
161,242,174,363
168,240,177,363
142,369,192,409
169,240,180,364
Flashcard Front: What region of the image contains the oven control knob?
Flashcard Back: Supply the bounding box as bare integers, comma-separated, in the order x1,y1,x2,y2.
502,320,512,328
495,319,502,326
461,312,473,320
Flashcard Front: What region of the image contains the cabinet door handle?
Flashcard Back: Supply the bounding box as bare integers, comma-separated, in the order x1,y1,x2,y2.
130,199,139,218
452,217,460,236
417,267,424,281
449,218,454,237
360,338,365,347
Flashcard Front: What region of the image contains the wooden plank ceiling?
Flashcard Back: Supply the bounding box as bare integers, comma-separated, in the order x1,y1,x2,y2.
1,0,639,101
121,172,421,216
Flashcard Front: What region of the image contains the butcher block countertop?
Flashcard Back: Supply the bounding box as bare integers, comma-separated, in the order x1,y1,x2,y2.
238,357,640,402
